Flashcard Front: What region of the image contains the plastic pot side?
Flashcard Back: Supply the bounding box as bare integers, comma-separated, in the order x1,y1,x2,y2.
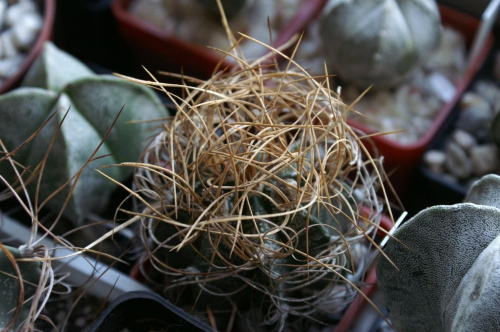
347,5,494,194
0,0,56,94
111,0,327,79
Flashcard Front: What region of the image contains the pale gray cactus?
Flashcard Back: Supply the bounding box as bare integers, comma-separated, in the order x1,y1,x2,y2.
320,0,442,88
376,174,500,331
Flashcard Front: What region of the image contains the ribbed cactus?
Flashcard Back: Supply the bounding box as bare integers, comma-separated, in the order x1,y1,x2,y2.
320,0,442,88
376,174,500,331
0,42,169,223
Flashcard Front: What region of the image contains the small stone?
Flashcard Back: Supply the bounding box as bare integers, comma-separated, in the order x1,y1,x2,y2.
412,117,433,137
5,0,39,27
427,72,456,103
451,129,477,152
0,30,18,58
460,91,491,111
0,54,24,78
473,80,500,112
470,144,498,176
445,141,472,179
12,12,43,50
424,149,446,174
456,104,494,142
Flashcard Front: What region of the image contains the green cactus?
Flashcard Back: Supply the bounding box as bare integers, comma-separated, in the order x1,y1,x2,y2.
0,245,42,331
376,174,500,331
0,42,170,223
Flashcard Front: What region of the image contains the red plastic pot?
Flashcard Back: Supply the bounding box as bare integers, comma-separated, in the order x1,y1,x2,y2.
0,0,56,94
346,5,493,195
111,0,327,79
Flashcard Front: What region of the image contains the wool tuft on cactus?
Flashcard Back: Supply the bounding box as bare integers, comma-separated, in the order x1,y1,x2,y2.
115,34,394,330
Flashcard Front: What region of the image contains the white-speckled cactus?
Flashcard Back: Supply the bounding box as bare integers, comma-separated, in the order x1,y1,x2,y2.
376,174,500,331
319,0,442,88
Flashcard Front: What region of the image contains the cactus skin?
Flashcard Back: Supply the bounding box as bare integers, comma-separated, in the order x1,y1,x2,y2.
446,234,500,331
320,0,441,88
0,42,169,223
376,174,500,331
0,246,41,330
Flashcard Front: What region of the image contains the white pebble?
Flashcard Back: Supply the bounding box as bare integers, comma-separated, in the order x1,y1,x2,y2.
12,12,42,50
445,141,472,179
5,0,39,27
0,54,25,78
427,72,456,103
471,144,498,176
424,149,446,174
0,30,19,58
451,129,477,152
460,91,490,111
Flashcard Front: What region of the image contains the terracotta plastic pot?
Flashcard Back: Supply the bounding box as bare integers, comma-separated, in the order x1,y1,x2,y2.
0,0,56,94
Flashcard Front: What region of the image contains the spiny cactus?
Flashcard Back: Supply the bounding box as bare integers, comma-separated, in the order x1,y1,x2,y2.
117,33,391,329
376,174,500,331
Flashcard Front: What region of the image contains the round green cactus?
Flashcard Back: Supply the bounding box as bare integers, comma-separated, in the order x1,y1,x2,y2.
376,174,500,331
0,42,170,223
320,0,442,88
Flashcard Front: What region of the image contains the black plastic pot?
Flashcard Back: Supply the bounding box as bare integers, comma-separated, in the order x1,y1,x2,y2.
88,291,212,332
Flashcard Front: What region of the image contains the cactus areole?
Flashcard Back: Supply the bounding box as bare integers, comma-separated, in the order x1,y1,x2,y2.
320,0,442,88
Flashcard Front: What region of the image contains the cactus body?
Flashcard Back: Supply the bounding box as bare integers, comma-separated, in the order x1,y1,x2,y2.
376,174,500,331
